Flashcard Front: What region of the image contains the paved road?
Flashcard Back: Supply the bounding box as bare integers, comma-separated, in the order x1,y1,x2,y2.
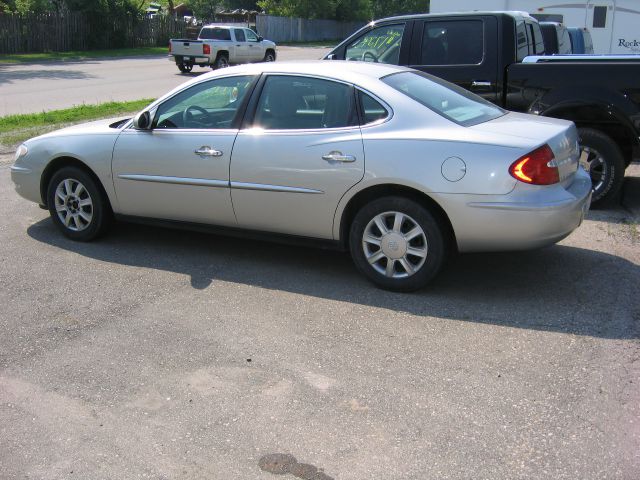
1,147,639,478
0,46,332,116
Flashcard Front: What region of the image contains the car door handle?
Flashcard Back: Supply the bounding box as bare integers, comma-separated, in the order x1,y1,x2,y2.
471,81,492,89
322,151,356,163
194,146,223,157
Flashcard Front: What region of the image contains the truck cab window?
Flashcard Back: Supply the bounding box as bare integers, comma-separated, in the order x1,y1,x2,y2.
421,20,483,65
345,24,404,65
516,21,529,61
245,29,259,42
234,29,246,42
199,27,231,41
529,23,545,54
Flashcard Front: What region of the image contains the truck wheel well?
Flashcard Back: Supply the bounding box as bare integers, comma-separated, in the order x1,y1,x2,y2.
40,157,110,208
339,184,456,251
543,105,636,166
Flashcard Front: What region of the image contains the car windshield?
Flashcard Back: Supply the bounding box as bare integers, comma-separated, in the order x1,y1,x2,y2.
200,27,231,40
382,71,505,126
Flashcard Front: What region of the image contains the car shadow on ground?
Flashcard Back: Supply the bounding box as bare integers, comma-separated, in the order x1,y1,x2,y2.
27,218,639,340
0,67,96,85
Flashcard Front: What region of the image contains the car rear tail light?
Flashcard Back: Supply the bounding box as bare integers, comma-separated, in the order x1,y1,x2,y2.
168,42,171,53
203,44,211,55
509,144,559,185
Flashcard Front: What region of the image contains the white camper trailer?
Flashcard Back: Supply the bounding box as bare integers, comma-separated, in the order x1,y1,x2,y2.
429,1,640,54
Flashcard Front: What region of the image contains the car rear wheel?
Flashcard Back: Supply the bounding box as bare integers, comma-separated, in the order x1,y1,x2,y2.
214,53,229,69
578,128,625,207
349,196,446,291
46,167,111,241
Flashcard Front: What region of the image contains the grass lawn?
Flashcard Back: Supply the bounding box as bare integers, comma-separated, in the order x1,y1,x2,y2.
0,47,168,64
0,99,154,146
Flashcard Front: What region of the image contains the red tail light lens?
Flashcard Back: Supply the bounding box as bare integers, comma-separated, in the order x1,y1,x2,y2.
509,144,559,185
203,44,211,55
168,42,171,53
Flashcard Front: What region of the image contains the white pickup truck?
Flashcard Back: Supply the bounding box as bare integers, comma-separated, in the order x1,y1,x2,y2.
169,25,277,73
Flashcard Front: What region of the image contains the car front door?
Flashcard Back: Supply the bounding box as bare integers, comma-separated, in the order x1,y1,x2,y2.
229,74,364,239
111,75,256,225
244,28,264,61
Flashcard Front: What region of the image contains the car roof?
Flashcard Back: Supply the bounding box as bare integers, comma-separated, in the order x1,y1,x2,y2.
368,10,535,24
191,61,409,85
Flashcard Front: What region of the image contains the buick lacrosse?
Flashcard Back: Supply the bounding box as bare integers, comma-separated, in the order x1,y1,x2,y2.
11,61,592,291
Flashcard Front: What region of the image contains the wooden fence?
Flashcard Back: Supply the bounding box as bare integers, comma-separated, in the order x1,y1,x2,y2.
0,13,187,54
0,13,363,54
256,14,364,43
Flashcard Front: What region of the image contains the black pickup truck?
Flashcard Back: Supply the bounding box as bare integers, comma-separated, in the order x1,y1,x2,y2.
325,11,640,206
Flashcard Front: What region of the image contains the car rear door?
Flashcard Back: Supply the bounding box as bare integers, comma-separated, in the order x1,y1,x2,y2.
232,28,250,61
229,74,364,239
408,15,499,103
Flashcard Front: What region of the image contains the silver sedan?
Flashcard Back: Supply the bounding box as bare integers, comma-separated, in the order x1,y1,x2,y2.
11,61,592,291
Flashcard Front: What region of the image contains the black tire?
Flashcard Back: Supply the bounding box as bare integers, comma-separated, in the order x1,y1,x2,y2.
46,166,112,241
177,62,192,73
578,128,625,207
213,53,229,69
263,50,275,62
349,196,446,292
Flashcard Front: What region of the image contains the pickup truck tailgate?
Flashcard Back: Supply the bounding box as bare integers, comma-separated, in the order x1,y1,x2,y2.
170,39,204,56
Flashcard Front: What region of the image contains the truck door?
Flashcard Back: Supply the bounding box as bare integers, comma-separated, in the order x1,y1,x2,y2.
408,16,499,104
233,28,250,61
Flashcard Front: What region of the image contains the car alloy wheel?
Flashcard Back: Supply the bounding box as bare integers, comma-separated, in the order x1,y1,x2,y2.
54,178,93,232
362,211,427,278
47,166,112,241
349,196,446,291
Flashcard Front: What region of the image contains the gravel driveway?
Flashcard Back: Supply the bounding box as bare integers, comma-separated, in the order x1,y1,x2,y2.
1,146,638,479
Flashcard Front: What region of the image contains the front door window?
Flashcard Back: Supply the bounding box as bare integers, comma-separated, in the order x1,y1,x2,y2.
345,24,405,65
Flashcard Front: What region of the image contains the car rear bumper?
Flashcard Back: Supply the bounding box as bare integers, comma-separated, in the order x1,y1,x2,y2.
169,54,209,63
436,168,593,252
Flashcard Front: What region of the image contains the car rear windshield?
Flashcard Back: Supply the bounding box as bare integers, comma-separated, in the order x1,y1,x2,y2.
200,27,231,40
382,71,505,126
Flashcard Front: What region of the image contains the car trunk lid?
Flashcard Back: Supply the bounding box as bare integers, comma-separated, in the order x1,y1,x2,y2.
469,112,580,186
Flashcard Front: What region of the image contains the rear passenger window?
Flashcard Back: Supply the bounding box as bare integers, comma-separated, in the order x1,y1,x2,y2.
359,92,388,125
421,20,483,65
234,29,246,42
345,24,404,65
254,76,356,130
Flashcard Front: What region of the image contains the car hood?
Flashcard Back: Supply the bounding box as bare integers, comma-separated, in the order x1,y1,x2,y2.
33,117,130,141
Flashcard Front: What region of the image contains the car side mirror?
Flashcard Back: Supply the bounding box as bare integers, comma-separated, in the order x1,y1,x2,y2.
133,111,152,130
258,36,263,42
326,53,336,60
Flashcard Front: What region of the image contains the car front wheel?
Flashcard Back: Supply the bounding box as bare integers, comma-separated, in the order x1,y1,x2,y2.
46,167,111,241
349,196,446,291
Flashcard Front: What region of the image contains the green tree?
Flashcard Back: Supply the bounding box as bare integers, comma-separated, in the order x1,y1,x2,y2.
256,0,335,20
372,0,428,18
